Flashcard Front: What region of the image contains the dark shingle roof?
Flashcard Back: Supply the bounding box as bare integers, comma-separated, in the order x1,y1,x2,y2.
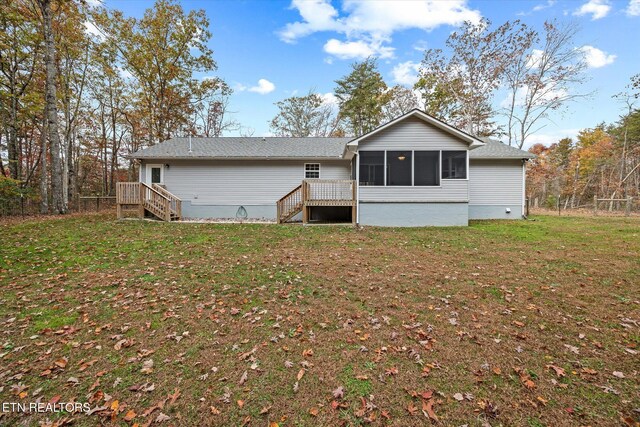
131,137,352,159
470,138,536,159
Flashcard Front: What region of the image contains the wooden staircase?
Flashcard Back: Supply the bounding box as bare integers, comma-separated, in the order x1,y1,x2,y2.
276,184,303,223
116,182,182,222
276,179,357,224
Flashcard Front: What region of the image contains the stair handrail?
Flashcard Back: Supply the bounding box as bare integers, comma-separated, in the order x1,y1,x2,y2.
140,182,172,221
276,184,303,223
152,184,182,218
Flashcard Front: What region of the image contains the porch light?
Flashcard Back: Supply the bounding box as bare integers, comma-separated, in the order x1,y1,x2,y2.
397,153,406,161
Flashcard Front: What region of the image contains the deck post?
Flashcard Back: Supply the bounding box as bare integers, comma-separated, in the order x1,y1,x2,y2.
139,184,145,218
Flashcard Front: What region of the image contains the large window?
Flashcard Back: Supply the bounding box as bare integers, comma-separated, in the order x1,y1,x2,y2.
414,151,440,186
442,151,467,179
305,163,320,179
359,151,384,186
386,151,412,186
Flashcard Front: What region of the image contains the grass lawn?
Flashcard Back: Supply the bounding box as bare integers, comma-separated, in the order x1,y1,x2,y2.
1,214,639,426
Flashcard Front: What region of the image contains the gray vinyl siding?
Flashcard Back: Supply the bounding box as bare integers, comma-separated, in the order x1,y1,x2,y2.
145,159,350,205
469,159,523,206
359,181,468,202
358,116,469,150
357,116,469,202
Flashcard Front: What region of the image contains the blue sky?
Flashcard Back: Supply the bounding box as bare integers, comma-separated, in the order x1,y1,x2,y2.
102,0,639,147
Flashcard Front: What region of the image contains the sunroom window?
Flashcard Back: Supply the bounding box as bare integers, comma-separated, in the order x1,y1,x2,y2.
442,151,467,179
386,151,412,186
414,151,440,186
359,151,384,186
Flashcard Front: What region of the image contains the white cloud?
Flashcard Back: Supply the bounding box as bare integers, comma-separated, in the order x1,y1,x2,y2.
85,0,103,7
533,0,556,12
627,0,640,15
573,0,611,20
580,45,616,68
323,38,394,59
499,86,568,109
83,21,104,40
522,128,580,149
248,79,276,95
279,0,481,60
526,49,545,69
320,92,338,106
391,61,421,86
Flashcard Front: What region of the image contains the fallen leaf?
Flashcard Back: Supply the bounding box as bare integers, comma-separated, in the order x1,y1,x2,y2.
546,365,566,378
422,399,438,421
297,368,305,381
210,406,220,415
332,386,344,399
309,407,319,417
124,410,136,421
453,393,464,401
612,371,625,378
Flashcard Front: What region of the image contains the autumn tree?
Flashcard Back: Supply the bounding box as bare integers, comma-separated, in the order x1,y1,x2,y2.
190,79,239,137
417,19,527,137
269,90,342,137
94,0,217,145
334,58,388,136
0,0,42,181
381,85,419,123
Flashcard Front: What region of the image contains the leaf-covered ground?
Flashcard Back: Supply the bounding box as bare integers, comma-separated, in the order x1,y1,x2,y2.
1,214,639,426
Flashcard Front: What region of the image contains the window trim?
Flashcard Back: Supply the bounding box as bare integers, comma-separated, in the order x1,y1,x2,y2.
146,163,164,184
441,150,468,180
304,163,321,179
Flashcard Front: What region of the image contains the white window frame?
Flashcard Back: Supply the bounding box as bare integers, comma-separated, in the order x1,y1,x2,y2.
146,163,164,185
304,163,321,179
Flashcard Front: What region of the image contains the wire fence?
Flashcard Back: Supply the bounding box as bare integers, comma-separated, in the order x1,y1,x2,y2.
527,196,639,217
0,196,116,217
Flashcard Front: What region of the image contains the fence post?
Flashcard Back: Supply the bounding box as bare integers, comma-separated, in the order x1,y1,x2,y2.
593,195,598,216
626,197,632,217
557,197,561,216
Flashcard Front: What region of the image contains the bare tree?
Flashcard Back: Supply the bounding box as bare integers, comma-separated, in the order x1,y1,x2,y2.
382,85,419,122
418,19,527,137
191,80,239,137
270,90,342,137
503,20,589,148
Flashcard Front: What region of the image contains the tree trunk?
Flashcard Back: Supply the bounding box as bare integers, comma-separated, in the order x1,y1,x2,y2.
39,119,49,214
39,0,67,214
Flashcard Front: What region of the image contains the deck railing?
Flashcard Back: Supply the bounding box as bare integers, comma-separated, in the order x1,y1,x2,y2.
277,179,356,223
116,182,141,205
116,182,181,222
303,179,356,206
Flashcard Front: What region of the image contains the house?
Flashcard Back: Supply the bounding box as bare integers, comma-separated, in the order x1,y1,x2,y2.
118,109,535,226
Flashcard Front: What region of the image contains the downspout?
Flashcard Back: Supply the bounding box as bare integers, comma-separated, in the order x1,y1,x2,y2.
355,152,360,225
522,159,527,219
188,135,192,153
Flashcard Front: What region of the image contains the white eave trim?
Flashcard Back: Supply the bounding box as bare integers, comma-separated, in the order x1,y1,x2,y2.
347,109,485,148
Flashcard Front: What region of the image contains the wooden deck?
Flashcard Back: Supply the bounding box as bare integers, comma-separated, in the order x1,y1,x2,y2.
116,182,182,222
277,179,356,224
